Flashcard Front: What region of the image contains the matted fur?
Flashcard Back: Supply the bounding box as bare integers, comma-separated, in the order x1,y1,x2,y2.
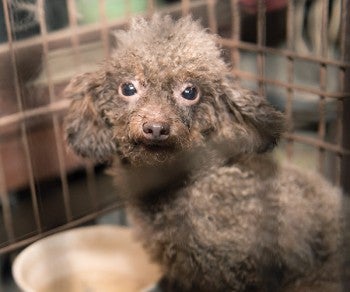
64,15,344,291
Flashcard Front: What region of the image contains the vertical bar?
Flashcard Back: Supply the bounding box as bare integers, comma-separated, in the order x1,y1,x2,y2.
68,0,99,211
335,0,347,187
334,73,343,187
2,0,42,233
341,0,350,194
206,0,217,33
285,0,295,160
147,0,156,15
329,0,343,186
256,0,266,97
317,0,329,175
230,0,241,75
85,161,97,210
37,0,72,221
67,0,82,68
124,0,132,18
0,151,14,242
98,0,111,60
340,2,350,290
181,0,190,16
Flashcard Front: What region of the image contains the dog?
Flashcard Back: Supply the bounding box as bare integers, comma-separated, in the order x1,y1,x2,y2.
64,15,344,292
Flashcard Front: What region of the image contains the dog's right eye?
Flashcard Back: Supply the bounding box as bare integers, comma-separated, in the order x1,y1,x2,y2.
120,82,137,96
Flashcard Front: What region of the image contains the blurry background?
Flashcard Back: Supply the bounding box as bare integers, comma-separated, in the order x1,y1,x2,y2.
0,0,349,290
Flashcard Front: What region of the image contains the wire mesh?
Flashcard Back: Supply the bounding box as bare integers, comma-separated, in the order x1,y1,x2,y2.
0,0,349,256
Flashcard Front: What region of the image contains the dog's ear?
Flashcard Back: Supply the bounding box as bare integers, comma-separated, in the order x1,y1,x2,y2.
220,76,285,153
63,72,116,162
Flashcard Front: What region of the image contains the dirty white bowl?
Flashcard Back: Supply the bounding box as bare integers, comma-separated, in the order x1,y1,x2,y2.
13,225,161,292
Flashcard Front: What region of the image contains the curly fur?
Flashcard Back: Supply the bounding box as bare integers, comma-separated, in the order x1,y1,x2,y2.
64,15,344,291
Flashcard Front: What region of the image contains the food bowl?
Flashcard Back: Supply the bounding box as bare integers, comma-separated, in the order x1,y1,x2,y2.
13,225,161,292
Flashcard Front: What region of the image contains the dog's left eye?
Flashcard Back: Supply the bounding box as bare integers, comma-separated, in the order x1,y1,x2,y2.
174,83,201,105
181,86,198,100
120,82,137,96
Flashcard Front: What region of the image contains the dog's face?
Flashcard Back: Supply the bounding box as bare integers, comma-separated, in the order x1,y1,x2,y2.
64,16,285,166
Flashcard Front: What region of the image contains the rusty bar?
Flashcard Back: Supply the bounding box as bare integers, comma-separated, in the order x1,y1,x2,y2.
219,38,350,69
181,0,191,16
147,0,156,15
0,1,212,53
283,133,350,156
317,71,326,175
335,0,345,187
334,0,347,187
0,200,123,255
341,1,350,194
94,0,114,210
37,0,72,222
2,0,42,233
256,0,266,96
67,0,99,212
67,0,98,216
0,149,14,242
316,0,329,175
231,69,350,99
285,0,296,160
124,0,132,18
341,5,350,290
98,0,111,57
230,0,240,75
206,0,217,33
85,160,98,210
66,0,81,69
0,4,347,68
0,99,70,129
335,72,344,187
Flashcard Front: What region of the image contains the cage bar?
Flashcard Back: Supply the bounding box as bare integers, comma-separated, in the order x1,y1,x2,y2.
181,0,190,16
256,0,266,97
0,200,123,254
37,0,72,222
0,152,14,242
230,0,240,74
98,0,111,57
2,0,42,234
316,0,329,175
342,0,350,195
67,0,82,67
0,0,349,262
285,0,295,160
227,68,350,99
206,0,217,33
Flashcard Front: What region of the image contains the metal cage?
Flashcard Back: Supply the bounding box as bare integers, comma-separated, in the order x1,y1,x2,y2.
0,0,349,263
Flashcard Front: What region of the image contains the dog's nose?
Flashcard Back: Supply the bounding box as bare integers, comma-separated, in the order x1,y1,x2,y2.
142,122,170,141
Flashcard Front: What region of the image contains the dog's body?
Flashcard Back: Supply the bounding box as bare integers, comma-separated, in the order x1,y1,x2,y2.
64,16,344,291
126,158,343,292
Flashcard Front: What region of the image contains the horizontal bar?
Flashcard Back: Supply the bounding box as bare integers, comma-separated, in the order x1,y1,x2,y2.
0,0,207,54
219,38,350,69
0,200,123,254
0,99,70,129
233,69,350,99
284,133,350,156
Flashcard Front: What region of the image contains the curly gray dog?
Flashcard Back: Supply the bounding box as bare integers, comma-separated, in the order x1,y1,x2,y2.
64,15,344,292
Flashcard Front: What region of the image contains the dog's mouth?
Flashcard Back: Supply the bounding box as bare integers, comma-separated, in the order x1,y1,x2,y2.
134,141,177,153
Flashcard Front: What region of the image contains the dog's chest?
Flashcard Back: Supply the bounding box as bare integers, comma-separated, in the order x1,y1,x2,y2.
127,166,268,270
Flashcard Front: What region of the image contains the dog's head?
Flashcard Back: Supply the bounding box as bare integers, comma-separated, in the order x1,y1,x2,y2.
64,15,285,166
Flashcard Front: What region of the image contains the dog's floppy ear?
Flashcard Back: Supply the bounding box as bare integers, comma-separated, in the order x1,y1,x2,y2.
221,75,285,153
63,72,116,161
